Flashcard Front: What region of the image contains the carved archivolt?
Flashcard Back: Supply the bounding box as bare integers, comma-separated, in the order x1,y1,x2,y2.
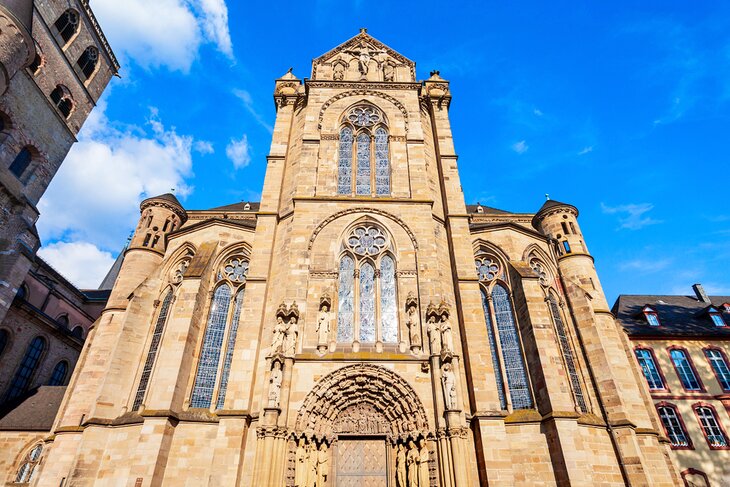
308,208,418,251
295,364,428,441
318,90,409,132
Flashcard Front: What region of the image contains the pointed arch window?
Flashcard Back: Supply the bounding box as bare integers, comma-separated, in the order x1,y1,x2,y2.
547,295,587,412
132,288,173,410
336,105,391,196
76,46,99,81
50,85,74,119
336,225,398,344
48,360,68,386
190,256,249,409
5,337,46,401
481,289,506,409
53,9,79,44
14,444,42,484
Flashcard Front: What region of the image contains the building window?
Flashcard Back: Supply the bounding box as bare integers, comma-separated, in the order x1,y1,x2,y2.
14,444,42,484
132,289,173,410
5,337,46,401
336,105,391,196
0,329,8,357
53,9,80,44
547,295,587,412
9,147,32,179
50,85,74,119
190,256,249,409
709,308,726,327
657,404,691,448
48,361,68,386
694,405,729,448
562,241,571,253
28,53,43,74
670,349,702,391
481,289,506,409
336,224,398,344
56,314,69,329
634,348,664,390
643,306,660,326
71,326,84,339
705,349,730,391
76,46,99,81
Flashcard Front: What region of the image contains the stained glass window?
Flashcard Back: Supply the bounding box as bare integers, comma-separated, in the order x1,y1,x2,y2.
48,361,68,386
338,127,353,194
635,349,664,390
696,406,728,447
190,284,232,408
359,263,376,342
356,133,371,195
481,290,506,409
548,296,587,412
706,349,730,390
658,406,690,447
670,349,701,390
492,285,532,409
337,256,355,342
375,128,390,195
347,226,387,256
216,288,245,409
475,257,501,282
5,337,46,402
133,289,173,410
380,256,397,343
348,106,381,127
223,258,249,283
15,444,42,484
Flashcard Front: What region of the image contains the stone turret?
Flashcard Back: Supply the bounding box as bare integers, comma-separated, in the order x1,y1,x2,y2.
0,0,35,95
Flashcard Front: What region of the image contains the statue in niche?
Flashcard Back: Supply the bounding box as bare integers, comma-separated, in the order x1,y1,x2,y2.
405,293,421,352
344,41,385,77
417,438,429,487
268,361,282,408
395,443,407,487
441,363,457,410
316,442,329,487
406,440,418,487
284,302,300,356
272,316,286,353
316,294,331,350
383,62,395,81
295,437,307,487
440,312,454,353
333,62,345,81
426,315,441,355
306,442,317,487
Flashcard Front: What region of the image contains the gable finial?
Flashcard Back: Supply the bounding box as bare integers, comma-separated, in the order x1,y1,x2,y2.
545,193,550,201
360,27,367,34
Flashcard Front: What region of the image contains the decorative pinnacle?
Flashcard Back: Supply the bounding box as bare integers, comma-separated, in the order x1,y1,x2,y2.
360,27,368,34
545,193,550,201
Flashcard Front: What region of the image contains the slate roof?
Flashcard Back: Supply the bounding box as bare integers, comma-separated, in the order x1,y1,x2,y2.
613,294,730,338
142,193,183,208
0,386,65,431
97,246,126,290
1,0,33,32
465,204,513,215
206,201,260,212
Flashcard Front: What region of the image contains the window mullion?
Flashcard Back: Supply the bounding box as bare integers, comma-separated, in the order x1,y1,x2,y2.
488,293,512,410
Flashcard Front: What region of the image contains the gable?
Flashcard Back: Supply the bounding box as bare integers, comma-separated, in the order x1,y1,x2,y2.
311,29,416,83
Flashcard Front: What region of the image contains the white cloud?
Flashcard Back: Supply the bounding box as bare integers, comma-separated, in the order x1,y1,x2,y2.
601,202,662,230
91,0,233,72
38,242,116,289
578,146,594,155
512,140,529,154
226,135,251,169
233,89,274,133
194,140,215,155
37,101,195,250
533,108,544,117
618,258,673,273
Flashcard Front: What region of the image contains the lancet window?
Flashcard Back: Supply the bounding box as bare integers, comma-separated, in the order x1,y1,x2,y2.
5,337,46,402
336,105,391,197
477,254,533,410
190,256,248,409
14,444,42,484
336,224,398,344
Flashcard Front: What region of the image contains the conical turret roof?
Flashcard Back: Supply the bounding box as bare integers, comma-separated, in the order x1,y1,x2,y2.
1,0,34,33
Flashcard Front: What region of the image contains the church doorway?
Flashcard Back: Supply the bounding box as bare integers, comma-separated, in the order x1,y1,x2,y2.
334,437,388,486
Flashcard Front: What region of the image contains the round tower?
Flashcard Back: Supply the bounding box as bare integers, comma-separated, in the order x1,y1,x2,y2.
532,198,608,309
0,0,36,95
107,193,187,309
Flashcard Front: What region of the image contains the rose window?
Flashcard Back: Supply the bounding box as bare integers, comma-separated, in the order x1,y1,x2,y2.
222,258,249,283
475,257,500,281
529,259,550,286
347,106,381,127
347,226,387,256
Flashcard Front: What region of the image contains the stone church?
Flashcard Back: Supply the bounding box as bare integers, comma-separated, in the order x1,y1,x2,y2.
14,31,682,486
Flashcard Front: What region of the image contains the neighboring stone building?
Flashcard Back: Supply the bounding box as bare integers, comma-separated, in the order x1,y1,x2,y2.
614,285,730,486
5,31,682,486
0,0,118,325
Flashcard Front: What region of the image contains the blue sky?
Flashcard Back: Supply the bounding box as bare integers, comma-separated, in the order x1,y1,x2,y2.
37,0,730,303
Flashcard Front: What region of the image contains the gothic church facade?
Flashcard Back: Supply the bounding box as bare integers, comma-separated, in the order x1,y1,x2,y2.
13,32,681,486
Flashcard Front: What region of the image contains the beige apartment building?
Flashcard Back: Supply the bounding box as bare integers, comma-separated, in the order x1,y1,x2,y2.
1,31,683,486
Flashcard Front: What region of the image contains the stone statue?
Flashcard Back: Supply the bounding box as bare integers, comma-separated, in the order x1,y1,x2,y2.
440,313,453,353
406,440,418,487
306,442,317,487
272,316,286,353
295,438,307,487
316,442,329,487
333,63,345,81
345,41,385,76
268,361,282,408
316,304,330,348
441,363,457,410
426,316,441,355
396,443,407,487
406,300,421,351
285,315,299,356
383,62,395,82
417,438,429,487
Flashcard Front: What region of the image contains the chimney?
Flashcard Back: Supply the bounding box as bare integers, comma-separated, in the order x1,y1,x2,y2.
692,283,711,303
